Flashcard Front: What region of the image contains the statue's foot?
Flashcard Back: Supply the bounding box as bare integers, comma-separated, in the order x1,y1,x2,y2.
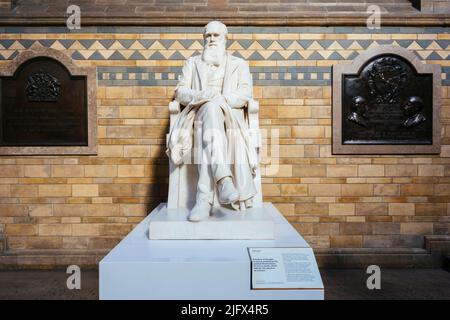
217,177,239,205
188,201,211,222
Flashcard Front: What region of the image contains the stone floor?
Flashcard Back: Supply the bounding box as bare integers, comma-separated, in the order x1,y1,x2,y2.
0,268,449,300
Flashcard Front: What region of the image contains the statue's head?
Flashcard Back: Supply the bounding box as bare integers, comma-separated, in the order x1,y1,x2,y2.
202,20,228,66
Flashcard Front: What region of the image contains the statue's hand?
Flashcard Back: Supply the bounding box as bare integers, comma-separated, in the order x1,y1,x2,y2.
196,90,216,101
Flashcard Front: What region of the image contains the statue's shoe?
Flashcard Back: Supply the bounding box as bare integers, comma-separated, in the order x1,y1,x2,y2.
217,177,239,205
188,201,211,222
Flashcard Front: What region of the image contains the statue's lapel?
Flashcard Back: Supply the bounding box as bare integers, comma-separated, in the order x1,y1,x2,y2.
195,58,208,90
223,53,239,94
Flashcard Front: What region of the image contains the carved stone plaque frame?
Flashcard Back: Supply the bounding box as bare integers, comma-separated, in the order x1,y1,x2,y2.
0,46,97,155
333,45,441,154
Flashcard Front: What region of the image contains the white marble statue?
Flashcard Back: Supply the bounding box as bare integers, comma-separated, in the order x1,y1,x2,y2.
166,20,258,222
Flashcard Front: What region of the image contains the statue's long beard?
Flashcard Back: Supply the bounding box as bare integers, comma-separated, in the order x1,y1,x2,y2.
202,43,226,67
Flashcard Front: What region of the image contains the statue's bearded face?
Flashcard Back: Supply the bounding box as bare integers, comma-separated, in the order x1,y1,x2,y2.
202,22,227,66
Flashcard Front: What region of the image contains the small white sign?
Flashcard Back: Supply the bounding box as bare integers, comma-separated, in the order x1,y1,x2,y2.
248,247,323,290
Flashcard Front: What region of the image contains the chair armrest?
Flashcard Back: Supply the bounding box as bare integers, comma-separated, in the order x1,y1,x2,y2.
248,99,259,115
169,100,181,115
247,99,261,149
168,101,181,146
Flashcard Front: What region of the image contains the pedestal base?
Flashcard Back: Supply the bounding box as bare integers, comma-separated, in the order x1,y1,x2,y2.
99,203,324,300
148,205,275,239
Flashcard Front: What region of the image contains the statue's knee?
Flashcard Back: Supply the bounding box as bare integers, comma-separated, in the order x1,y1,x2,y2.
200,101,222,119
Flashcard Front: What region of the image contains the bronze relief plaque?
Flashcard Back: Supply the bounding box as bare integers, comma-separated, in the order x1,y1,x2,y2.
333,46,441,154
342,55,432,145
0,56,88,146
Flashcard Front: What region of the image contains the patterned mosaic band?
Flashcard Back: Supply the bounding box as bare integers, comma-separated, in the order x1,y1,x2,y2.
98,66,331,86
0,27,449,86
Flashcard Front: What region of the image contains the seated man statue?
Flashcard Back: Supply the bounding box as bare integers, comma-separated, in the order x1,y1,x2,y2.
166,20,258,222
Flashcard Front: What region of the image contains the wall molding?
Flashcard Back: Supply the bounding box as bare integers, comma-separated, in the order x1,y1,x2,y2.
0,14,449,27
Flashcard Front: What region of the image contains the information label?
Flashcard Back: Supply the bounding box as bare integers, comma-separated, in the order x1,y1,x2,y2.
248,247,323,290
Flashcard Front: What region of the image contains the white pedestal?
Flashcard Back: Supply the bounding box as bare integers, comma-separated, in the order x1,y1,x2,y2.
99,203,324,300
148,205,275,239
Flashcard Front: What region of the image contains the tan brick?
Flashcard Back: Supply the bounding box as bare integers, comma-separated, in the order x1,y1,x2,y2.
119,204,149,216
295,203,328,215
118,165,145,177
435,184,450,196
389,203,415,216
38,185,71,197
25,237,62,249
0,204,28,217
358,165,385,177
313,223,339,235
54,204,86,217
88,237,121,250
72,184,99,197
279,145,305,157
342,184,373,197
291,222,313,235
261,164,292,177
340,222,373,235
385,165,417,177
7,237,27,250
120,106,156,118
280,184,308,196
273,203,295,215
11,185,38,197
278,106,311,118
308,184,341,196
0,165,23,177
330,235,362,248
98,145,124,157
85,165,118,177
327,165,358,177
99,224,132,236
293,165,326,177
262,184,281,196
99,184,133,197
0,185,10,197
416,203,446,216
63,237,88,249
52,165,84,177
292,126,325,138
87,204,120,216
106,87,132,99
6,224,37,236
418,165,444,176
24,165,51,178
329,203,355,216
304,145,319,157
72,224,101,236
400,223,433,235
39,224,72,236
29,205,52,217
133,86,166,99
124,145,152,158
400,184,434,196
356,203,388,215
374,184,399,196
304,236,330,248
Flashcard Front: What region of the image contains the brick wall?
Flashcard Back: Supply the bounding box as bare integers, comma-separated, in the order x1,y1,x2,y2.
0,26,449,265
0,0,10,10
422,0,450,13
